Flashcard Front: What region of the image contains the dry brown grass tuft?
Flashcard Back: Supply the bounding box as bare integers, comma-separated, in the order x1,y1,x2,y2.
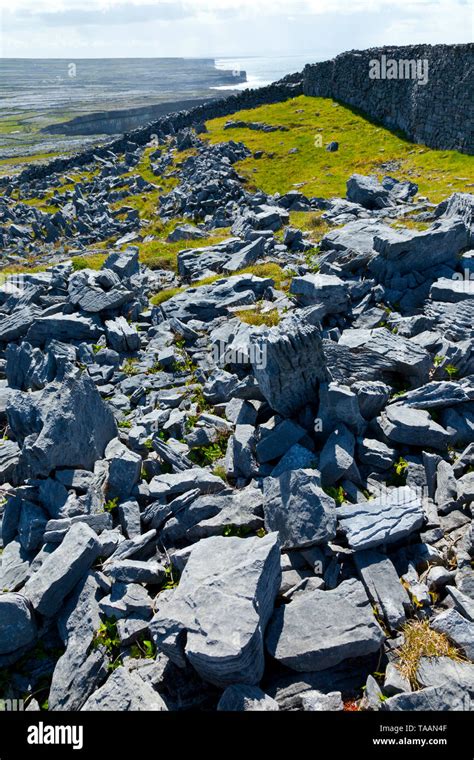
395,619,465,689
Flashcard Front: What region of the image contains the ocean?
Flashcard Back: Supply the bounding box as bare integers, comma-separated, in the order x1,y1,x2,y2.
213,53,328,90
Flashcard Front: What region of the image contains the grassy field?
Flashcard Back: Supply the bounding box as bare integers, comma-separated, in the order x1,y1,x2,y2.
203,95,473,203
2,94,472,277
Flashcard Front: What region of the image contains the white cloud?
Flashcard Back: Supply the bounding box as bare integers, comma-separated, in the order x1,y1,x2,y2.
0,0,471,56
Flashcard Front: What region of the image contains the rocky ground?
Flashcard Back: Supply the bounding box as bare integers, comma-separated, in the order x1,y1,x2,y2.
0,125,473,712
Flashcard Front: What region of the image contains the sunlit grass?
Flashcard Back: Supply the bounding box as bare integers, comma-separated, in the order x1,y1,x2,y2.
204,95,473,202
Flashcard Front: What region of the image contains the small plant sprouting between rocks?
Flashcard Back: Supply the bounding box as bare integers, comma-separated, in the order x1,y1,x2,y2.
129,637,156,660
103,497,119,513
323,484,346,506
160,565,180,592
121,358,139,376
189,433,230,467
212,464,227,482
222,524,252,538
445,363,459,378
392,456,409,486
92,618,121,671
395,619,465,689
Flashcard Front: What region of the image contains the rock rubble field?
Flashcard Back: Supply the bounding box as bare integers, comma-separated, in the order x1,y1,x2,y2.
0,125,473,712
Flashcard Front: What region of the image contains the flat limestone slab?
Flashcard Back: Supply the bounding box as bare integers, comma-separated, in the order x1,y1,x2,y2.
266,578,384,672
337,486,425,550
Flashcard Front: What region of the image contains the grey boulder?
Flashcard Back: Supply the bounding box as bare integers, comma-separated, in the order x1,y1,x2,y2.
23,522,101,617
354,550,411,630
378,405,450,450
81,666,167,711
250,320,327,416
266,578,384,671
7,369,117,478
337,486,425,550
150,532,281,687
217,684,279,711
430,610,474,661
263,468,336,549
0,593,37,655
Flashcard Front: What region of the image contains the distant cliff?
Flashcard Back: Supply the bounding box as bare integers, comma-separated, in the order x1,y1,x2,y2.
43,98,220,136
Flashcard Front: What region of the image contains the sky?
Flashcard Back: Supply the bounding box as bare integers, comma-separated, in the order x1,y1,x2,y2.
0,0,472,58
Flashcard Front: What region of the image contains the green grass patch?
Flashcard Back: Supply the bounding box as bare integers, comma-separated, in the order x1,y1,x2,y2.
150,286,185,306
234,305,280,326
204,95,473,202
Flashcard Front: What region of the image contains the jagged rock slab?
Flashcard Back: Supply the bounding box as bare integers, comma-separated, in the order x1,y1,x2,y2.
289,273,348,313
81,666,167,711
148,468,225,499
337,486,425,550
217,684,279,711
339,328,431,384
370,218,469,278
250,320,327,416
319,424,356,486
0,539,31,591
23,523,101,617
7,369,117,478
346,174,392,209
445,587,474,622
426,299,474,341
416,656,474,693
378,404,450,450
266,578,384,671
320,219,388,270
354,550,411,630
26,315,103,345
159,274,272,323
430,609,474,661
263,469,336,549
0,307,40,342
49,572,108,710
256,419,306,463
0,439,20,484
186,486,264,541
68,270,133,313
105,316,140,353
150,533,281,687
382,684,469,711
393,381,472,409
